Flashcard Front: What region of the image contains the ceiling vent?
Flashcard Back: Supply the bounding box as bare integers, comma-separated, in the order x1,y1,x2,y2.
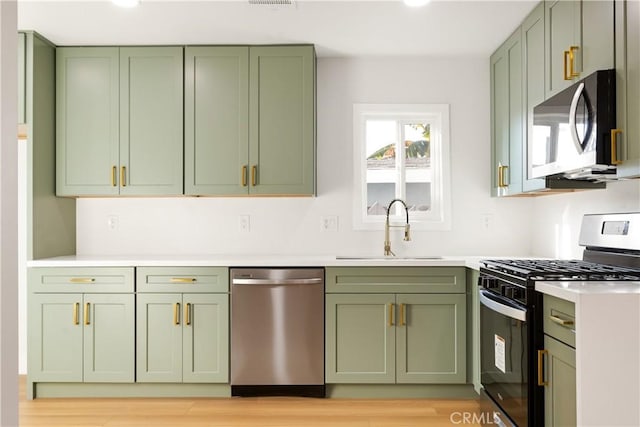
248,0,296,6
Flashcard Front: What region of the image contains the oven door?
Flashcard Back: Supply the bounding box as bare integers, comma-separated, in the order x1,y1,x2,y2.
480,289,528,427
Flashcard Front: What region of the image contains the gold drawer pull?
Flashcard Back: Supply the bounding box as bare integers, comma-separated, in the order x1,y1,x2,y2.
84,303,90,325
388,303,395,327
400,303,406,326
173,303,180,325
111,166,117,187
73,303,80,325
70,278,95,284
611,129,623,165
563,50,571,80
251,165,257,186
170,277,197,283
537,349,548,386
185,303,191,326
121,166,126,187
242,165,248,187
549,314,574,327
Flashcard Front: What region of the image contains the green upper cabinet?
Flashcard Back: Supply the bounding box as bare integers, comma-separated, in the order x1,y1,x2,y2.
545,0,614,98
56,47,120,196
185,45,315,196
249,46,316,196
119,47,183,195
57,46,183,196
490,28,523,197
615,0,640,178
185,46,249,195
522,3,547,193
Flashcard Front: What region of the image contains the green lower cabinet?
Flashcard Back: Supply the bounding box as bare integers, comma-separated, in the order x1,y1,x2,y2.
396,294,466,384
182,294,229,383
325,293,466,384
544,335,577,426
29,293,134,383
325,294,396,383
137,293,229,383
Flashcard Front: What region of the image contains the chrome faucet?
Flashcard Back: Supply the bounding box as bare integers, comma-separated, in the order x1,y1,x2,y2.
384,199,411,256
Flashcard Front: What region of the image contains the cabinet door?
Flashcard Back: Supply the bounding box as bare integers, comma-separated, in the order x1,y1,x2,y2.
249,46,315,195
544,335,577,427
182,294,229,383
28,293,83,382
396,294,466,384
185,46,249,195
581,1,614,77
120,47,184,195
325,294,395,383
83,294,135,382
616,0,640,178
56,47,119,196
545,0,581,97
522,3,547,192
490,28,522,197
136,294,183,382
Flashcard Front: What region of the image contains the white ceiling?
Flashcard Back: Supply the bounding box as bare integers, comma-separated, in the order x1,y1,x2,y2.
18,0,538,57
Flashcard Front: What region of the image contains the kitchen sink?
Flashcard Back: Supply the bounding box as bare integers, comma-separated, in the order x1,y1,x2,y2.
335,255,442,260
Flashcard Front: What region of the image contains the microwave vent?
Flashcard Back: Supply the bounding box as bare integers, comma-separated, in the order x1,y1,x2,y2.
248,0,295,5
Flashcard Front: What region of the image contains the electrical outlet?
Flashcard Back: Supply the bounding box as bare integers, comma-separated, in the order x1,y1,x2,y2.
480,214,493,231
238,215,251,232
321,215,338,232
107,215,119,231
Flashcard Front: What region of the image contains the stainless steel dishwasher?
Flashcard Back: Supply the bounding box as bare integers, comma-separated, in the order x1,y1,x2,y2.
230,268,325,397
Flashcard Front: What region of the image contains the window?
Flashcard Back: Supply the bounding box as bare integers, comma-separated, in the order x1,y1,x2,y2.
353,104,451,230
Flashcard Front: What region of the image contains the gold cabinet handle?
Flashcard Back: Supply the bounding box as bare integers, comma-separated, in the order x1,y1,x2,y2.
69,278,95,284
549,314,574,327
388,303,395,327
121,166,126,187
400,303,406,326
73,303,80,325
173,303,180,325
185,303,191,326
497,165,503,188
563,50,571,80
537,349,548,386
501,165,509,188
170,278,197,283
569,46,580,78
111,166,117,187
84,303,90,325
611,129,623,165
242,165,248,187
251,165,257,186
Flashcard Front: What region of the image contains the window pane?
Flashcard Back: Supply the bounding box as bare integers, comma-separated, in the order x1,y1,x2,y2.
403,123,431,212
366,120,397,216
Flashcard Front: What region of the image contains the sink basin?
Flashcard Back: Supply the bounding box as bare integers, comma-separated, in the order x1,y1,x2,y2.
336,255,442,260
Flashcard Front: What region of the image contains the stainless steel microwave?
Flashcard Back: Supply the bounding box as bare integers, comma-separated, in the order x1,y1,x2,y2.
529,69,616,181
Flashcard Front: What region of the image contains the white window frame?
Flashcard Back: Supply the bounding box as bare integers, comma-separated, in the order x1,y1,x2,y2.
353,103,452,231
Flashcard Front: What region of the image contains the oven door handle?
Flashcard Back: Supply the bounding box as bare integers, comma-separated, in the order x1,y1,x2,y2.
479,289,526,322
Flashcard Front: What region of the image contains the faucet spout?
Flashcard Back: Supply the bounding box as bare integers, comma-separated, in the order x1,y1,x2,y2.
384,199,411,256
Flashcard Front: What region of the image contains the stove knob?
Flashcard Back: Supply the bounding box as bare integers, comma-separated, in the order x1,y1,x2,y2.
502,286,513,298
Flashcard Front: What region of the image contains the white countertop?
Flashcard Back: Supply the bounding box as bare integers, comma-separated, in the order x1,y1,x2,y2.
535,280,640,303
27,254,488,270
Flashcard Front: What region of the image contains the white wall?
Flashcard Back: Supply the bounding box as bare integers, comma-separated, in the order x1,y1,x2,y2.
531,179,640,259
76,57,535,257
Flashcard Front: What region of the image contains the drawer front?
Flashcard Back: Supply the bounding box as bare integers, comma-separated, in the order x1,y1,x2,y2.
28,267,134,293
137,267,229,293
325,267,466,294
543,294,575,347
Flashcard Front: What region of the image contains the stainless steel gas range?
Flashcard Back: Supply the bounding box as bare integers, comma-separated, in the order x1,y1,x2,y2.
478,212,640,427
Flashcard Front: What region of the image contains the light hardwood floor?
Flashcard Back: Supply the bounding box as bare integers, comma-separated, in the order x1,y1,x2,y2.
19,377,483,427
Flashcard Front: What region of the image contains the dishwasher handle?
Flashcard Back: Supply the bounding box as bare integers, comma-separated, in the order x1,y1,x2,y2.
232,277,323,286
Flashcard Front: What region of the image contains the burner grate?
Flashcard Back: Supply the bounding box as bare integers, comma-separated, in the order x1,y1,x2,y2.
482,259,640,281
